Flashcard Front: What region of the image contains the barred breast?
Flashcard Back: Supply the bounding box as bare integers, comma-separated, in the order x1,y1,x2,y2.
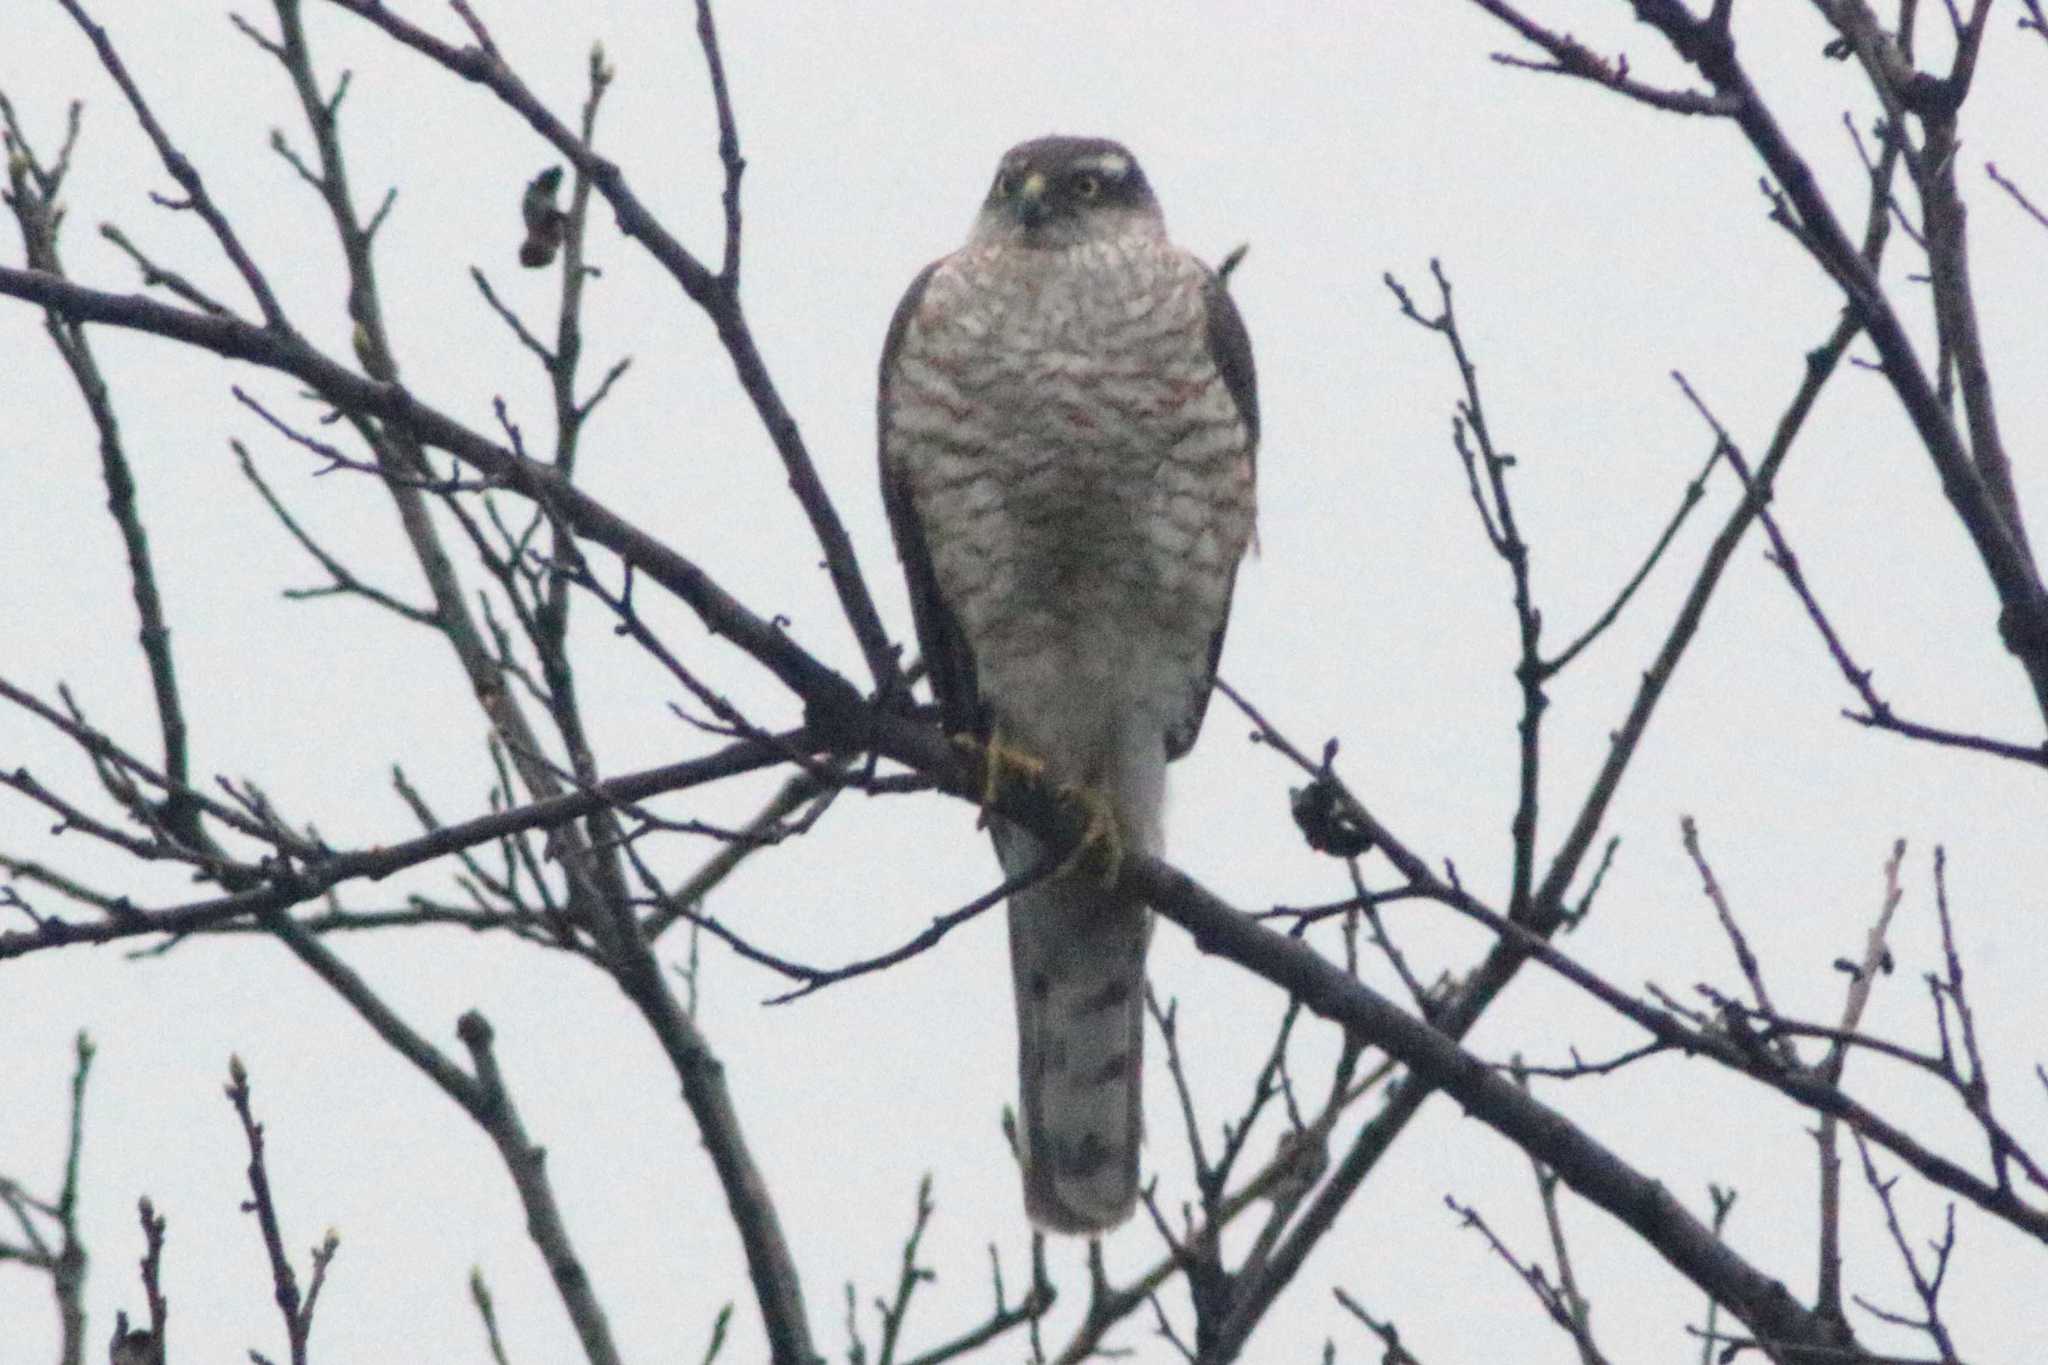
886,232,1254,813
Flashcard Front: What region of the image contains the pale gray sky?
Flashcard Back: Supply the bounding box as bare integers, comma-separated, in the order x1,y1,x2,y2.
4,4,2045,1362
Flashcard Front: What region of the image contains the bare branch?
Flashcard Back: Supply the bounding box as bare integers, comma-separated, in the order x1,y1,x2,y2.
1680,385,2048,767
1851,1134,1963,1361
319,0,902,694
1681,816,1799,1068
0,733,802,957
50,0,285,326
1333,1287,1424,1364
0,264,865,712
1986,161,2048,232
1623,0,2048,729
1445,1191,1611,1364
1471,0,1739,115
469,1269,513,1365
678,856,1047,1006
225,1057,337,1365
234,441,441,624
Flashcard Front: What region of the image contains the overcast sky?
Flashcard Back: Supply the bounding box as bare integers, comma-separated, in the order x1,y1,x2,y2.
4,4,2045,1362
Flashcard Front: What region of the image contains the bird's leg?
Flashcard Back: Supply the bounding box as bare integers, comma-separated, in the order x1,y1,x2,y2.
1052,779,1125,888
952,732,1125,886
952,730,1049,808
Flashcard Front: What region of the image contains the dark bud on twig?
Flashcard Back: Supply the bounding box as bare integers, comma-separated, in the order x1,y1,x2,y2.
518,165,567,268
1291,773,1373,858
109,1325,156,1365
1263,1127,1330,1205
1717,1004,1770,1061
1835,951,1894,978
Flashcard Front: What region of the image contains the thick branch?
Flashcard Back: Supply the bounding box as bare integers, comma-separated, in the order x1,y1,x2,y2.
0,266,865,715
1130,856,1857,1361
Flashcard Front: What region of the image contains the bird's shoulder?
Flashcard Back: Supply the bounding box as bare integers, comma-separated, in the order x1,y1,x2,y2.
880,255,950,387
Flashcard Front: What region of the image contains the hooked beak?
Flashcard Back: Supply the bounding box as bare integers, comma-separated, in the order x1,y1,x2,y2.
1012,171,1048,229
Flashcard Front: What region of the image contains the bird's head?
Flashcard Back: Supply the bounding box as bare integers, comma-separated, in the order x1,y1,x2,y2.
969,135,1163,250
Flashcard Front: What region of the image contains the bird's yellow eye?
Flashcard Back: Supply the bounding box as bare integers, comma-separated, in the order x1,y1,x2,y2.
993,172,1016,199
1073,173,1101,199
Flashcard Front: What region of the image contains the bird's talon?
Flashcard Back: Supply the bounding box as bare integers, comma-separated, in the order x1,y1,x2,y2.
1054,781,1125,888
954,735,1124,885
954,732,1049,807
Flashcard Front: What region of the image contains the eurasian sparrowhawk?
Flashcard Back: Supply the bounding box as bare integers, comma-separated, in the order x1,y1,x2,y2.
879,135,1258,1233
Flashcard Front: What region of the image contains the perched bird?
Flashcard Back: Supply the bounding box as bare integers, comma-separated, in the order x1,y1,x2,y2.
879,135,1258,1232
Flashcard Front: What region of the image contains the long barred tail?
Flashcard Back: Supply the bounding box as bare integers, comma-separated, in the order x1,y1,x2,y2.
994,819,1152,1234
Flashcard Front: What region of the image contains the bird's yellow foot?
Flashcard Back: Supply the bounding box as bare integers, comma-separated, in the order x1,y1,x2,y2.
951,734,1125,884
1053,779,1125,888
952,732,1049,808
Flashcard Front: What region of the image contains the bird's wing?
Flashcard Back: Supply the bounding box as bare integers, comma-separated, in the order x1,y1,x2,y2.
1204,262,1261,452
1166,264,1260,761
879,258,986,739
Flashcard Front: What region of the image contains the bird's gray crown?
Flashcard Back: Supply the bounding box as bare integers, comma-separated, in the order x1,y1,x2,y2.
971,134,1162,248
